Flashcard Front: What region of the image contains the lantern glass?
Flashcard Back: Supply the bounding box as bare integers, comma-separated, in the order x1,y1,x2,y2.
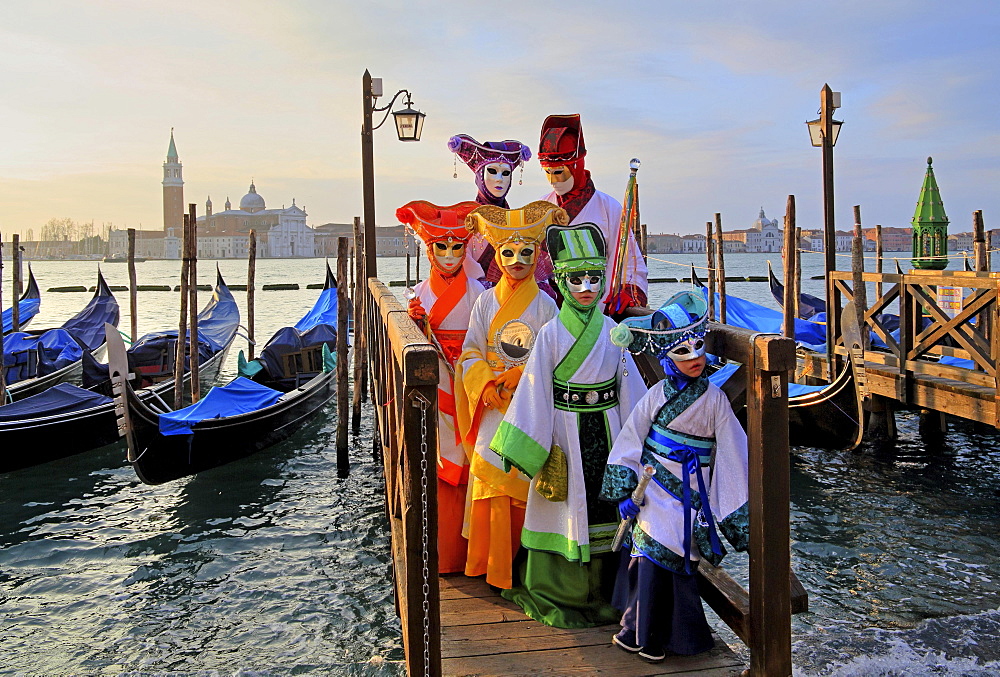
393,107,425,142
806,118,843,147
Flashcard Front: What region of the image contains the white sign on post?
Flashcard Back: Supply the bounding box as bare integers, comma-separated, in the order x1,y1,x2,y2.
936,286,963,319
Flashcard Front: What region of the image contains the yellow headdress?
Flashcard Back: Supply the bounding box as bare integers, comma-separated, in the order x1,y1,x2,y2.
465,200,569,248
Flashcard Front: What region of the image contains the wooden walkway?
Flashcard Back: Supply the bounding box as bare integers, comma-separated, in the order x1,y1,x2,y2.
438,575,746,676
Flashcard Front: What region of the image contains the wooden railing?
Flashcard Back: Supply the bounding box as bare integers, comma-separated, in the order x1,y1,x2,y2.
830,269,1000,422
369,278,798,676
367,278,440,675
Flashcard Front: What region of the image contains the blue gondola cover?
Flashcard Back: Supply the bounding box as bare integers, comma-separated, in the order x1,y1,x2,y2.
158,377,283,436
0,383,112,421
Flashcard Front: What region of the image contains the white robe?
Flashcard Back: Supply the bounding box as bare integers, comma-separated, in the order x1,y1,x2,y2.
542,189,649,310
492,315,647,561
605,378,749,571
412,275,485,476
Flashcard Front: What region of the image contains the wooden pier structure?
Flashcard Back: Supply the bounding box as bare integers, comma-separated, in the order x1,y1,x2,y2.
799,268,1000,436
364,274,806,676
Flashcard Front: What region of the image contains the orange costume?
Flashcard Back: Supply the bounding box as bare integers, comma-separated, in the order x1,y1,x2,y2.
456,201,567,588
396,200,485,573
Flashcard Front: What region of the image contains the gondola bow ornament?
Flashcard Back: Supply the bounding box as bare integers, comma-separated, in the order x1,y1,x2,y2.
611,463,655,552
604,158,641,316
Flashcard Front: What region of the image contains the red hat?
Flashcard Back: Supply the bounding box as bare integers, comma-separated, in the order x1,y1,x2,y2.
538,114,586,165
395,201,481,244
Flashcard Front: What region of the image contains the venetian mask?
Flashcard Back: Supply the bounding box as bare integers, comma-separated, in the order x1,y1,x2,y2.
482,162,513,198
564,271,604,294
431,239,465,274
543,165,574,195
498,241,537,280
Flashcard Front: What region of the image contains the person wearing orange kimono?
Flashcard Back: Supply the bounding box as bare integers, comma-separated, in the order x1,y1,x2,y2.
396,200,485,574
456,201,567,589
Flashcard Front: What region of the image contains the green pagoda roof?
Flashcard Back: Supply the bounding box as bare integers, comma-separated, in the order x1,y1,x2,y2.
911,156,948,227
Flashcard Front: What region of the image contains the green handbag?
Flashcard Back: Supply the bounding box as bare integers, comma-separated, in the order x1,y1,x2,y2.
534,444,568,502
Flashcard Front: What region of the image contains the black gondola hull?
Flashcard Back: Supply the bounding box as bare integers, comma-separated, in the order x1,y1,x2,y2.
127,370,337,485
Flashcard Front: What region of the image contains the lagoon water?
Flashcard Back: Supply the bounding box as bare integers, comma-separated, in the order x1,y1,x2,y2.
2,254,1000,676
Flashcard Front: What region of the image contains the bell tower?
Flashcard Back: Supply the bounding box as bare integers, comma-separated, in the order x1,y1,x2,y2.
162,129,184,233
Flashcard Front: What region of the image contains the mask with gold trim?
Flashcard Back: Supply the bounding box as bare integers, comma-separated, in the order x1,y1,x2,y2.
395,200,481,277
466,201,569,282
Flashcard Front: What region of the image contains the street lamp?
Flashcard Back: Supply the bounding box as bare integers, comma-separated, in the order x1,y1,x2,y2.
805,83,842,375
361,69,426,279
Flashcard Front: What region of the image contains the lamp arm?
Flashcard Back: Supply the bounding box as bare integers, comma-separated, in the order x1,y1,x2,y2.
372,89,412,131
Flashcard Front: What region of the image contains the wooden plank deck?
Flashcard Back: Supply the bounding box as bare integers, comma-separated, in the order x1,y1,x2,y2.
438,575,746,676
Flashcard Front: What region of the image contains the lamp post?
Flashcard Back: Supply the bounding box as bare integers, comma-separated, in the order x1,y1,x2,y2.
806,84,842,376
361,70,426,280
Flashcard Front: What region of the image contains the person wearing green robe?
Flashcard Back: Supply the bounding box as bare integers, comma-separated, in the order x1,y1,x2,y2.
490,223,647,627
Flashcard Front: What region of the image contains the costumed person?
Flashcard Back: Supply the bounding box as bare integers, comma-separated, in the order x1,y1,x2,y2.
396,200,486,574
537,114,649,314
489,223,648,627
448,134,557,298
600,291,749,662
455,201,565,589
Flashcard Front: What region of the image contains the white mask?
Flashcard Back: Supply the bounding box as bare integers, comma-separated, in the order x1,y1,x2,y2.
432,240,465,274
544,165,575,196
483,162,512,197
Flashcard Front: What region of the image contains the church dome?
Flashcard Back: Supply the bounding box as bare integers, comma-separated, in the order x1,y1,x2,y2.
240,182,265,213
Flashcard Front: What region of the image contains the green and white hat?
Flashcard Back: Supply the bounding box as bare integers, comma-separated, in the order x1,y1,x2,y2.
546,223,606,275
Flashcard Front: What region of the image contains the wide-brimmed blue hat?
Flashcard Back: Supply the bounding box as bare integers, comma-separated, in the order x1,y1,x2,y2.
610,290,708,361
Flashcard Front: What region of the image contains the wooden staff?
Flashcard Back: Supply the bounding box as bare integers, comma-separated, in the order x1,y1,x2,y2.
352,217,367,433
715,213,727,324
173,214,191,410
188,204,200,403
247,230,257,359
336,236,350,477
11,234,21,331
705,221,716,320
782,196,796,339
128,228,138,341
852,205,867,342
875,224,884,302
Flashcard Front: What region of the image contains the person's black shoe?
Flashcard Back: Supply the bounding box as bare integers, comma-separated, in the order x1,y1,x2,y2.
638,645,666,663
612,631,641,654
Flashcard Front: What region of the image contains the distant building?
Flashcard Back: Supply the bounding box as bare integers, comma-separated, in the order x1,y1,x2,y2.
198,184,315,258
162,130,184,234
862,226,912,252
681,234,706,253
646,233,683,253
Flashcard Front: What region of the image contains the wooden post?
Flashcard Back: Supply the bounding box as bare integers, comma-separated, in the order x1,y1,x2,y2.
173,214,191,410
706,221,716,320
746,334,794,676
11,234,21,332
336,236,350,477
715,213,727,324
188,204,200,403
640,222,648,264
247,230,257,360
127,228,138,342
352,217,367,433
794,226,802,320
875,224,884,302
782,196,796,339
852,206,867,343
974,211,987,272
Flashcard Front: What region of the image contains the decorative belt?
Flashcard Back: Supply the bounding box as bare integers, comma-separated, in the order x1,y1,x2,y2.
553,376,618,412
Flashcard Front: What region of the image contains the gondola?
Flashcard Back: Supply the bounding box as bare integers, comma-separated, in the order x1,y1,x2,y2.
2,267,41,335
111,266,342,485
2,270,119,403
766,260,826,319
0,272,239,473
698,281,866,450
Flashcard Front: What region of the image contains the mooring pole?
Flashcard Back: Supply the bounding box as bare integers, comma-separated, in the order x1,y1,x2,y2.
794,226,802,320
188,204,200,403
336,236,351,477
715,213,727,325
852,205,867,343
128,228,138,342
11,234,21,332
173,214,191,410
875,224,884,302
352,217,366,432
247,230,257,360
782,196,797,339
0,234,6,403
706,221,716,320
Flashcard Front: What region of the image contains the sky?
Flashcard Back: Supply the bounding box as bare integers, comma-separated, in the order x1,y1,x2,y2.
1,0,999,240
